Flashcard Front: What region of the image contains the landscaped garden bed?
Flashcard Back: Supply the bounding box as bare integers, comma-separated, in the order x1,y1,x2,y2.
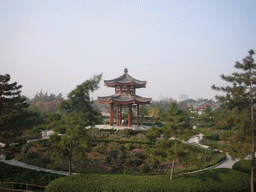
15,128,226,175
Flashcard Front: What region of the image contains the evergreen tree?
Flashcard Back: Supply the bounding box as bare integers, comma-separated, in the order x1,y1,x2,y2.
59,74,102,126
0,74,42,143
212,49,255,192
48,74,102,175
161,102,190,180
47,125,92,175
191,106,214,127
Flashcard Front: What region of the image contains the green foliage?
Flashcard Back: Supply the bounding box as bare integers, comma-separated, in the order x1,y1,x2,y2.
47,125,92,175
46,169,252,192
0,74,43,142
0,161,63,188
139,105,148,122
146,132,158,141
210,133,220,141
212,50,255,159
31,90,63,103
191,112,214,127
116,129,134,138
163,102,188,123
59,74,102,126
47,121,66,134
233,160,256,175
29,91,64,114
92,139,155,145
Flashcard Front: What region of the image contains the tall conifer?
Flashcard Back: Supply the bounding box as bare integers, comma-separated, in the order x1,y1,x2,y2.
212,50,255,192
0,74,30,142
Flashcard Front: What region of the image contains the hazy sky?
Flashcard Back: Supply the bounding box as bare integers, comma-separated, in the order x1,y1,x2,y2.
1,0,255,101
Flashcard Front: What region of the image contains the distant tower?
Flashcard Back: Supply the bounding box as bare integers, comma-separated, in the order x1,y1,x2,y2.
179,94,188,102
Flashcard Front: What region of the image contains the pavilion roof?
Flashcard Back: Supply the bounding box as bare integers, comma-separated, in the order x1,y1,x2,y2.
98,94,152,105
185,101,220,110
104,68,147,88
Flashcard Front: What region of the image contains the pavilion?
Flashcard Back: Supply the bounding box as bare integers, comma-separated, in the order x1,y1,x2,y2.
98,68,152,127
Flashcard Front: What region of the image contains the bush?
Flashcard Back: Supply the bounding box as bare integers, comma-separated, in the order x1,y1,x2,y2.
139,163,150,173
46,169,252,192
210,133,220,141
233,159,256,174
92,142,107,154
124,158,144,166
146,132,158,141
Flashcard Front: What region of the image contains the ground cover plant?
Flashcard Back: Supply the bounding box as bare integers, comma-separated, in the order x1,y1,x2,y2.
46,168,252,192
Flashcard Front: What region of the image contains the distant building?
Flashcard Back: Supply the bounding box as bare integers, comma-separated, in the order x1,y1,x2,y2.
179,94,188,102
185,101,220,114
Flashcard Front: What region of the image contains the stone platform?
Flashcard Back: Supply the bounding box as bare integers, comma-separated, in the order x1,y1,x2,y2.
85,124,151,130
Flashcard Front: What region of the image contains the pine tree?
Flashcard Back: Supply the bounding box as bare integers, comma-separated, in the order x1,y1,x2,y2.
212,49,255,192
59,74,102,126
48,74,102,175
0,74,33,142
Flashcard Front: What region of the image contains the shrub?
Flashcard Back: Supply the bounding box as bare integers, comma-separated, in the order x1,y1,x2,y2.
124,158,144,166
139,163,150,173
146,132,158,141
92,142,107,154
46,169,252,192
233,159,256,174
210,133,220,141
117,129,134,138
135,133,148,141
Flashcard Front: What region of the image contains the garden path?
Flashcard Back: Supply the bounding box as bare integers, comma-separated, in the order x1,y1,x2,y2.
0,156,70,176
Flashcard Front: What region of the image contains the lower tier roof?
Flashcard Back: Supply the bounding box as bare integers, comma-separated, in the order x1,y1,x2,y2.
98,94,151,105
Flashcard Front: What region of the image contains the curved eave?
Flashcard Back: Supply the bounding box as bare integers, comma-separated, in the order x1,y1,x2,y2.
104,82,146,88
98,99,151,105
98,95,151,105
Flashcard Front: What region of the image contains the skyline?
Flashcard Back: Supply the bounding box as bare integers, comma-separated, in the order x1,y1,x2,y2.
1,0,255,101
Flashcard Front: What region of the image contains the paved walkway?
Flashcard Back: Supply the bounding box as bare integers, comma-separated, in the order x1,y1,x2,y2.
0,156,70,176
214,153,240,169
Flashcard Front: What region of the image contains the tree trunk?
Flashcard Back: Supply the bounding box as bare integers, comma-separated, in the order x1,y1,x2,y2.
251,132,255,192
250,73,254,192
170,140,177,180
69,142,72,176
170,160,175,180
251,103,254,192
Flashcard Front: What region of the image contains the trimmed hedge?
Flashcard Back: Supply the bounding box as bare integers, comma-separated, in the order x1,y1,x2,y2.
233,159,255,174
0,161,64,187
46,168,251,192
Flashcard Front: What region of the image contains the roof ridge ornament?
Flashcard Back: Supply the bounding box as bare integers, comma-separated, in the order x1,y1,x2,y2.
124,68,128,74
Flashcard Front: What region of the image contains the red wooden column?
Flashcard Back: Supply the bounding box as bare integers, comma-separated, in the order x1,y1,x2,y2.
110,103,114,126
128,104,132,127
116,104,119,126
119,105,122,125
137,104,140,127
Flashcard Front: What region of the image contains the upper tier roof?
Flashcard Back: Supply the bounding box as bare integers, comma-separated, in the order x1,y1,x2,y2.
98,94,152,105
104,68,147,88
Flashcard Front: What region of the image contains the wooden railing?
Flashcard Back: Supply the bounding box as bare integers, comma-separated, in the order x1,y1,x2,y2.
0,182,46,192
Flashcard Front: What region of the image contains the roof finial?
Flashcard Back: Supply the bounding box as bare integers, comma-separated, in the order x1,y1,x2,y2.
124,68,128,73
